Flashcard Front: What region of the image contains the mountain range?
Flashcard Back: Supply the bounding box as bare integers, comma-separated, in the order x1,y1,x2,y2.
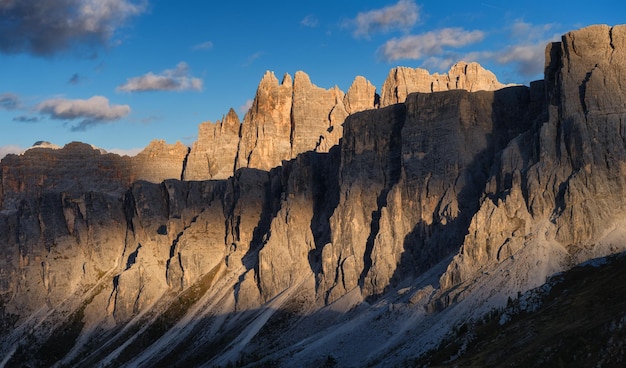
1,24,625,367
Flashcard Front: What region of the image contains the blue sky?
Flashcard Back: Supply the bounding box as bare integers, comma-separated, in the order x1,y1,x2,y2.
0,0,622,158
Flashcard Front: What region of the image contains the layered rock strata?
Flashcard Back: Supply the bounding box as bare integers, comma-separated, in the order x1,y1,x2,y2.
379,61,507,107
182,108,241,181
1,24,624,368
440,24,626,292
184,62,503,181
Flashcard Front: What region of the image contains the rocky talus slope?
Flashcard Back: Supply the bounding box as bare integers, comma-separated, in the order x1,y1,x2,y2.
1,24,625,368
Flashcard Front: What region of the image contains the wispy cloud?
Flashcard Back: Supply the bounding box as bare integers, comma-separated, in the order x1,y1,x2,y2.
37,95,131,131
0,93,20,110
239,99,253,115
13,115,40,123
0,0,147,56
348,0,420,38
117,62,203,92
300,15,319,28
452,21,560,78
244,52,264,67
192,41,213,51
420,56,460,73
0,145,25,159
489,21,560,77
378,28,485,62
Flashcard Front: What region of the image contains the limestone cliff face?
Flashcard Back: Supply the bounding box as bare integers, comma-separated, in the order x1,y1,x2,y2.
183,109,241,180
320,105,406,302
0,140,190,210
315,86,534,302
440,24,626,292
234,71,361,172
379,61,506,107
3,24,626,368
183,72,377,180
291,71,348,155
0,142,133,209
236,72,294,172
344,75,378,114
131,140,189,183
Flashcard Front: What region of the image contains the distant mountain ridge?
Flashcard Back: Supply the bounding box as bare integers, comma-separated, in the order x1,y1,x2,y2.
1,24,625,367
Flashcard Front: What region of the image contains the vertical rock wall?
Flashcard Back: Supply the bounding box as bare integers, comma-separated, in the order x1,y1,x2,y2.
440,24,626,292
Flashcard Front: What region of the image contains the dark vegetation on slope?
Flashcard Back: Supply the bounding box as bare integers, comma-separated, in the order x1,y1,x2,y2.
415,252,626,367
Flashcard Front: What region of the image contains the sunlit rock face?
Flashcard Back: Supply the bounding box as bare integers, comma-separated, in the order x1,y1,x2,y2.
131,139,189,183
1,24,626,368
182,71,378,181
183,108,241,181
0,142,134,209
379,61,507,107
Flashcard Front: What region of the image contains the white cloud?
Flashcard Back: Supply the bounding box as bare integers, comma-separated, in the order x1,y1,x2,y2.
117,62,203,92
193,41,213,51
37,95,131,131
107,147,143,156
349,0,419,38
0,0,146,56
379,28,485,62
510,21,556,42
0,145,24,159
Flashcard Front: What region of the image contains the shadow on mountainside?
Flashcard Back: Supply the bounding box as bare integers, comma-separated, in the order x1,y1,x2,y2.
378,86,542,299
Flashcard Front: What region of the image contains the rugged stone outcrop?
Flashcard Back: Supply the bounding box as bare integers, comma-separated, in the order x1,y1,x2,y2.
0,142,133,209
184,72,377,180
315,86,535,302
235,71,365,173
344,75,378,114
380,61,507,107
440,24,626,292
0,140,191,210
183,109,241,180
131,140,189,183
236,72,294,172
2,24,626,368
291,71,348,155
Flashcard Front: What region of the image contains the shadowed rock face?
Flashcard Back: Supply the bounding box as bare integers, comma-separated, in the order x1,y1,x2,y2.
1,24,626,368
440,24,626,292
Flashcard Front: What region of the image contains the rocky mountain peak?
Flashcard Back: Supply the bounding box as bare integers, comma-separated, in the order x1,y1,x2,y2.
223,107,241,128
3,24,626,367
281,72,293,86
446,61,507,91
344,75,378,114
380,61,507,107
132,139,189,183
